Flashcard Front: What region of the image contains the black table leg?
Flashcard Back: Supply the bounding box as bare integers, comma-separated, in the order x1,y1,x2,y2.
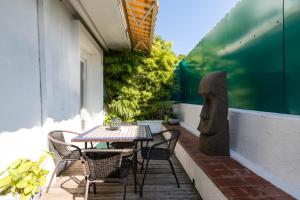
85,142,87,149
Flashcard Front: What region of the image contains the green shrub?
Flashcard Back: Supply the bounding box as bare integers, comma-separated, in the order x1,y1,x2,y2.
104,36,180,121
0,154,49,200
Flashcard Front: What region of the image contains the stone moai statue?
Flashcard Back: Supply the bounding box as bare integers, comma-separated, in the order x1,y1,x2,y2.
197,71,229,156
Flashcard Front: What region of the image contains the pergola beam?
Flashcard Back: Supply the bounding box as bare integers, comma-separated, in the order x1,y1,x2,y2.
123,0,158,51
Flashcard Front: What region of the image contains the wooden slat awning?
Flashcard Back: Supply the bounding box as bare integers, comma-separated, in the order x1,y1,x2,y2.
123,0,159,51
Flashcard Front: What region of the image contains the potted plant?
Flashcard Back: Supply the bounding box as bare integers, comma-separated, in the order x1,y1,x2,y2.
168,112,180,125
0,154,49,200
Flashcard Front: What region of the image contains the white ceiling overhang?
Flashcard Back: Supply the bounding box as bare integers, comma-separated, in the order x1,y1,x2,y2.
68,0,131,51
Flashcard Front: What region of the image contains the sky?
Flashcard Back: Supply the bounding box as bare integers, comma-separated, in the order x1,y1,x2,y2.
155,0,239,55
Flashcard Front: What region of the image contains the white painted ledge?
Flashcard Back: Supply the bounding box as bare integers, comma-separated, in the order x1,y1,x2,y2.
162,125,227,200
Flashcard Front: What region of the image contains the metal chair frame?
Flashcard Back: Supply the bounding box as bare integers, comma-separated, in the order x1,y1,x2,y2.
139,129,181,197
47,130,88,193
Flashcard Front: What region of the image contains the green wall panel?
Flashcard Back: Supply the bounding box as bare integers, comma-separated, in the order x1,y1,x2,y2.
178,0,300,115
284,0,300,115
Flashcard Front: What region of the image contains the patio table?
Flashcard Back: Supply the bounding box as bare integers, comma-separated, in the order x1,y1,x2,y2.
71,124,153,193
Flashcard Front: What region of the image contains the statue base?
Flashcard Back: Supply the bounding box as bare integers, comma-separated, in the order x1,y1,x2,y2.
199,128,229,156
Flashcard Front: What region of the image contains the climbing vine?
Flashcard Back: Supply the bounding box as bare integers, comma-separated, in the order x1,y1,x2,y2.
104,36,179,122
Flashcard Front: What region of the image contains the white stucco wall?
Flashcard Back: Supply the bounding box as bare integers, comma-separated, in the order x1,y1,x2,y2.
42,0,81,131
80,27,104,130
0,0,41,132
40,0,104,133
0,0,104,173
85,54,104,128
0,0,43,170
178,103,300,199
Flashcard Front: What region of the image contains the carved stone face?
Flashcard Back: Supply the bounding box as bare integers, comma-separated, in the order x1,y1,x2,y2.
198,72,228,135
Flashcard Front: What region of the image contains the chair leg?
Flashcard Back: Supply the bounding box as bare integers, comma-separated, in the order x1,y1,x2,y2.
46,161,63,193
141,141,150,171
168,159,180,188
140,141,145,171
133,142,138,193
93,183,96,194
106,142,110,149
141,158,145,171
130,153,137,194
84,180,90,200
140,158,150,197
122,176,128,200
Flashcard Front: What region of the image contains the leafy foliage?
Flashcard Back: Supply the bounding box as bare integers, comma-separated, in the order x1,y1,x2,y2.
0,153,49,200
104,36,179,121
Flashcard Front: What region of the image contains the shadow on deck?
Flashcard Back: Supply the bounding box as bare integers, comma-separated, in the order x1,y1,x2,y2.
41,137,202,200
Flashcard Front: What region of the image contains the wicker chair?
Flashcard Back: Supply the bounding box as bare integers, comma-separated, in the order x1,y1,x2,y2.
139,129,181,197
47,130,88,193
82,149,133,200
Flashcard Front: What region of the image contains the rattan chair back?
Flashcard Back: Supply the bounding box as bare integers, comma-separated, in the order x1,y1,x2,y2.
48,131,70,159
84,151,122,180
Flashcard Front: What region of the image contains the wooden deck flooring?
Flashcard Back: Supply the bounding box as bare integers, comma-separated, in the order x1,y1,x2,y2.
41,137,201,200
